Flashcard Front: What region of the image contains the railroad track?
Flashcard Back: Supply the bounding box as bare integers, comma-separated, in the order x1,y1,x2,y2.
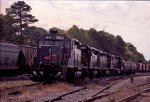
0,82,41,96
92,72,149,85
45,74,150,102
1,73,149,102
118,88,150,102
82,82,150,102
45,76,126,102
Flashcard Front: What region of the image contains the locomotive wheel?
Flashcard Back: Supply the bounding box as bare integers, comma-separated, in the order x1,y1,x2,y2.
110,69,114,76
97,69,102,77
66,69,71,81
43,69,56,82
30,76,38,82
102,69,106,76
89,69,94,80
66,69,70,81
71,69,75,81
81,69,86,78
116,70,118,75
66,68,75,82
31,71,44,82
120,70,124,75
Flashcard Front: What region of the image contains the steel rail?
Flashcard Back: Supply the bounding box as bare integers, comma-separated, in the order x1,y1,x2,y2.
81,82,150,102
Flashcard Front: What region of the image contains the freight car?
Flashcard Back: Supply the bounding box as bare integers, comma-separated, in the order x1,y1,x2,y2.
0,42,37,76
137,63,150,72
20,45,37,73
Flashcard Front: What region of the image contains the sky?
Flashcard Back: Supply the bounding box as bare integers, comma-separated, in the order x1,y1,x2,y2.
1,0,150,60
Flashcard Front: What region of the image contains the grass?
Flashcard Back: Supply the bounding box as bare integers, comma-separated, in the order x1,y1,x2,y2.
0,80,35,90
108,97,116,102
0,82,77,102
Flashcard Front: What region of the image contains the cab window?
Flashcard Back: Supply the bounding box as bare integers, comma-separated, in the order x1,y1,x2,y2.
65,41,70,48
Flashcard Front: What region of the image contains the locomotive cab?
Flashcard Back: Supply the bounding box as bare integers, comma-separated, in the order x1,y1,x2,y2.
81,45,92,68
39,37,70,65
31,32,72,81
112,56,123,75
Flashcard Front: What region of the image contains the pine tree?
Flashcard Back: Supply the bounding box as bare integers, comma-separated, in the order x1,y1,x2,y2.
5,1,38,44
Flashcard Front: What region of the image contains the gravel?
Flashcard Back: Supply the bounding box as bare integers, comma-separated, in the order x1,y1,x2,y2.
1,73,150,102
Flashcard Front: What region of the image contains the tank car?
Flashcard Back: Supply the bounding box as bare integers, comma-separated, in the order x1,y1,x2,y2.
122,60,132,74
131,62,137,74
132,62,137,74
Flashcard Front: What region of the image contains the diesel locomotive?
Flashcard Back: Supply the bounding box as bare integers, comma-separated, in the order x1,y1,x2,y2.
31,31,148,82
31,31,82,81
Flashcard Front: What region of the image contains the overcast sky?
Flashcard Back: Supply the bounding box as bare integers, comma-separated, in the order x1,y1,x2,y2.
1,0,150,60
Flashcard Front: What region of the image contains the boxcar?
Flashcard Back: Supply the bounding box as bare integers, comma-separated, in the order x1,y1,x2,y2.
145,64,149,72
137,63,143,72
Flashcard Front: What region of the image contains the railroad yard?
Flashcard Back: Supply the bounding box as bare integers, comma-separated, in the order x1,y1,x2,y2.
1,1,150,102
0,73,149,102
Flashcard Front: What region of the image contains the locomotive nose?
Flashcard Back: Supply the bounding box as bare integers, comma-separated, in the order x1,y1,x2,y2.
40,46,62,65
44,53,57,63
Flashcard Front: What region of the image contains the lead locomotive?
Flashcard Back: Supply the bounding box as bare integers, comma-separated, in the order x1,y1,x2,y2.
31,31,82,81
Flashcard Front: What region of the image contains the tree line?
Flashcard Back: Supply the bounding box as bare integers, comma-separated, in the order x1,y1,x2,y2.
0,1,149,63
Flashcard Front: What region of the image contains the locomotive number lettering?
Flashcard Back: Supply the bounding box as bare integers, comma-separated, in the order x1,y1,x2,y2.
45,36,51,39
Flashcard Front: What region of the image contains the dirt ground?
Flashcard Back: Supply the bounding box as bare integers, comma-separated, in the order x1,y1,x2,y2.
0,74,150,102
0,82,79,102
131,89,150,102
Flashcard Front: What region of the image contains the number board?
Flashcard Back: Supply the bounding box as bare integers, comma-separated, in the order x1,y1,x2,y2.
45,36,51,39
45,36,64,40
56,36,64,40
